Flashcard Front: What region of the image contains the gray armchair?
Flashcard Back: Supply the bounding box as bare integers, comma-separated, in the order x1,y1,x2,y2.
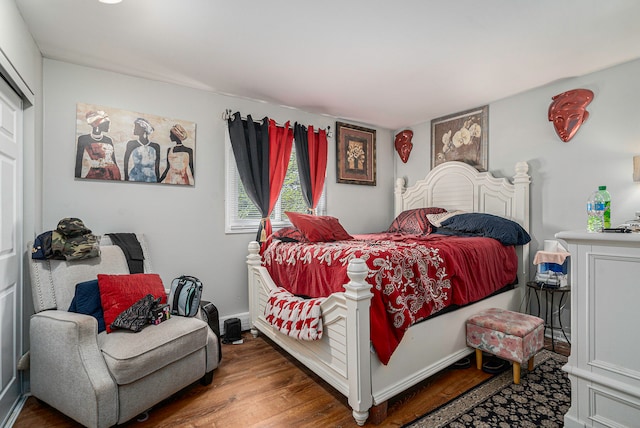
27,234,219,428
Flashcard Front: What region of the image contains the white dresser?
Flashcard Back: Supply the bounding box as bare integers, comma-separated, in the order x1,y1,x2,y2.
555,230,640,428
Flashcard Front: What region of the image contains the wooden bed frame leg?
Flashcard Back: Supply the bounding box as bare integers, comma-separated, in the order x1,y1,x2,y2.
247,241,262,340
352,409,369,427
368,401,388,425
344,258,374,427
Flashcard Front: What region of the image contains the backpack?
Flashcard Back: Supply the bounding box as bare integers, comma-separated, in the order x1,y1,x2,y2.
169,275,203,317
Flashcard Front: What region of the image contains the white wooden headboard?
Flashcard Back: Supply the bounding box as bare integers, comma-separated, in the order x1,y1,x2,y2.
394,161,531,281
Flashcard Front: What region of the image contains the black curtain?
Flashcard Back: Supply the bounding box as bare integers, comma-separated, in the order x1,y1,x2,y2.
294,123,313,212
227,112,270,242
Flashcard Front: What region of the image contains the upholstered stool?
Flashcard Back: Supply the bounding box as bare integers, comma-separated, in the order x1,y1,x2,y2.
466,308,544,384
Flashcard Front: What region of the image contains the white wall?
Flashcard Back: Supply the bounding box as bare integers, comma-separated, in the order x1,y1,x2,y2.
0,0,43,269
42,59,394,317
0,0,40,99
396,58,640,256
40,36,640,347
394,58,640,340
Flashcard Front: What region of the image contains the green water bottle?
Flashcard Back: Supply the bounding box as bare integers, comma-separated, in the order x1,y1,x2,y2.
587,191,605,232
598,185,611,229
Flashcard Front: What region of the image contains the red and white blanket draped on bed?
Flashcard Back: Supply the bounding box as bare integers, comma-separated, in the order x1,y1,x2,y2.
264,287,325,341
262,232,518,365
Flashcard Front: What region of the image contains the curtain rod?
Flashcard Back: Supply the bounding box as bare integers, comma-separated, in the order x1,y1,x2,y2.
222,109,332,137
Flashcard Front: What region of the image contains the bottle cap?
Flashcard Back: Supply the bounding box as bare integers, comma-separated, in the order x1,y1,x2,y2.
599,185,606,190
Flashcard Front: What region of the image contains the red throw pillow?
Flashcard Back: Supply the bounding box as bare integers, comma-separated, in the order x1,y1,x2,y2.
285,211,353,242
97,273,167,333
386,207,447,235
272,226,306,242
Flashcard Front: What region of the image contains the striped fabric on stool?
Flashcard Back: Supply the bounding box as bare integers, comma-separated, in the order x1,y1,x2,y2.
466,308,544,384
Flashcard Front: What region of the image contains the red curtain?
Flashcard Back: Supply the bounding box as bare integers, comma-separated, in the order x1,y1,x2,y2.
262,119,294,252
293,123,328,213
306,126,328,211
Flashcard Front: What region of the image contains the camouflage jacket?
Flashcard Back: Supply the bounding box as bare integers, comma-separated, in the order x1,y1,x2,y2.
32,218,100,261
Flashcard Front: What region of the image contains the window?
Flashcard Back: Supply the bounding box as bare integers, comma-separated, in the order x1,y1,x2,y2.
225,129,326,233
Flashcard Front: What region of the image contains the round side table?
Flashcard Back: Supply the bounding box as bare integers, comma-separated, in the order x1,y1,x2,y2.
526,281,571,351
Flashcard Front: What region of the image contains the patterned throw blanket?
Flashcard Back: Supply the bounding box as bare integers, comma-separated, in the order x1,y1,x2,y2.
263,233,518,365
264,287,326,341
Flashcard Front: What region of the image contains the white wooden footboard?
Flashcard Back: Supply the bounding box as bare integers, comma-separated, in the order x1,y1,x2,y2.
247,242,374,426
248,241,522,426
246,161,531,426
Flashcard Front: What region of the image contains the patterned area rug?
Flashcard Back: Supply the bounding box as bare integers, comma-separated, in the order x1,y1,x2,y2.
403,350,570,428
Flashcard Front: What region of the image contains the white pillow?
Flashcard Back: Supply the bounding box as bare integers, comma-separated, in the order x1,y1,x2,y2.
427,210,465,227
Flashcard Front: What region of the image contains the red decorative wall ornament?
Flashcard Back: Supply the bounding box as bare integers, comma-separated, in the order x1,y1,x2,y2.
394,129,414,163
548,88,594,142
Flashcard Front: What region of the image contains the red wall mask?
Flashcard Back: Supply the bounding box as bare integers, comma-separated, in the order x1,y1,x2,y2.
394,129,414,163
548,89,594,142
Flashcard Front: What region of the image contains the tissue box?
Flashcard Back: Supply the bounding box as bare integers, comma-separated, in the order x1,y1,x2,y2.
150,304,171,325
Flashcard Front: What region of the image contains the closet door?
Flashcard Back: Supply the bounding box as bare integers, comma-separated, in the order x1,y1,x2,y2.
0,76,23,426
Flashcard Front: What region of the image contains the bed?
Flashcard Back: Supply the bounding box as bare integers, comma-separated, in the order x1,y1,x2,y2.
246,160,531,425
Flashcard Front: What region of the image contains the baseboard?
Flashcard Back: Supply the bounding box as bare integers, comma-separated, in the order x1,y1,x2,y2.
545,330,571,344
219,312,250,334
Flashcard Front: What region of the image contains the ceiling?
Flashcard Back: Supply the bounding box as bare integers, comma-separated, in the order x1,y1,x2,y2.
14,0,640,130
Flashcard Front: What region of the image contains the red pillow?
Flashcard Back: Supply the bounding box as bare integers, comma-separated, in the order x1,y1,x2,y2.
272,226,306,242
285,211,353,242
386,207,447,235
97,273,167,333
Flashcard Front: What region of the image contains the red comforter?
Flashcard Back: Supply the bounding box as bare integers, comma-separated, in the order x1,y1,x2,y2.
262,233,518,365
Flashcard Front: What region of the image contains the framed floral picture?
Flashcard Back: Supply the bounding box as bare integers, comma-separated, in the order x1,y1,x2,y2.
336,121,376,186
431,105,488,171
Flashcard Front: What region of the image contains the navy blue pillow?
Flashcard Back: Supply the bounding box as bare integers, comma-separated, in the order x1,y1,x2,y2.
68,279,106,333
438,213,531,246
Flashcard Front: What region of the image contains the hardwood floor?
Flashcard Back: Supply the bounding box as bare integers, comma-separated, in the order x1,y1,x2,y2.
13,334,570,428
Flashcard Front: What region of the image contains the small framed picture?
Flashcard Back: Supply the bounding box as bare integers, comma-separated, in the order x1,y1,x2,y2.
431,105,488,171
336,121,376,186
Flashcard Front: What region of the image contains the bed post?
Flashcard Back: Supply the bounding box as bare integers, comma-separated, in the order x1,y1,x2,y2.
247,241,261,338
512,161,531,285
343,258,374,426
394,177,406,217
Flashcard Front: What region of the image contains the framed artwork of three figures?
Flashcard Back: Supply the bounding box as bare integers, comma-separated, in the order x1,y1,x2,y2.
75,103,196,186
